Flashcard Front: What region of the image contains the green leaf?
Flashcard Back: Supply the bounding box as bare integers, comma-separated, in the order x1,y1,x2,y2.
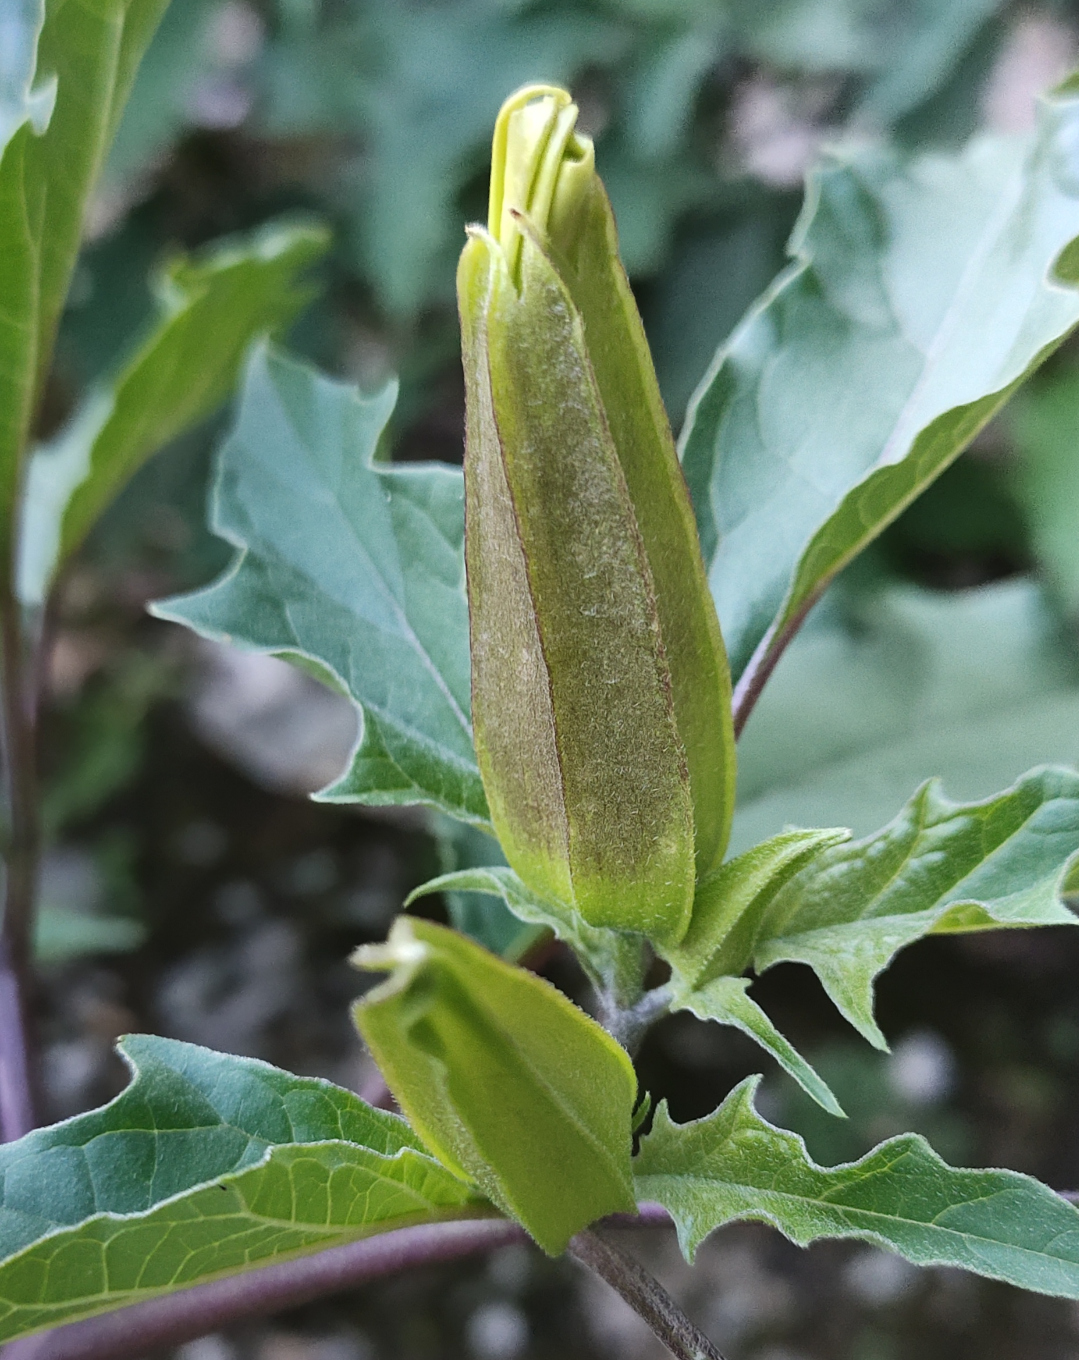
0,1034,483,1343
747,766,1079,1049
673,976,844,1116
0,0,169,553
405,866,646,1005
666,828,851,988
657,829,849,1116
634,1076,1079,1296
733,579,1079,852
353,917,637,1255
152,345,488,827
19,219,328,605
427,815,543,962
104,0,220,183
1011,369,1079,615
681,80,1079,685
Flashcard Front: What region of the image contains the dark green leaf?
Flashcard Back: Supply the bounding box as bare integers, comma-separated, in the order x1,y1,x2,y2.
0,1035,482,1343
747,766,1079,1048
153,345,488,826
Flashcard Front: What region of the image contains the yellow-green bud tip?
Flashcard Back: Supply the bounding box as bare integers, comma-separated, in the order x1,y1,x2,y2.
486,84,595,285
350,919,427,974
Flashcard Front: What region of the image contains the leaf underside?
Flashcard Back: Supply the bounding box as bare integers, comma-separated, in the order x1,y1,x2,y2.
681,81,1079,686
153,345,488,828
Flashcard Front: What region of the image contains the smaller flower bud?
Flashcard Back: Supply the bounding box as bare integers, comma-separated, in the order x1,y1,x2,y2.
352,918,637,1255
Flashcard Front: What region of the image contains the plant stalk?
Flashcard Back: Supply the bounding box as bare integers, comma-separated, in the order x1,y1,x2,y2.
0,1208,673,1359
731,590,823,738
600,983,672,1054
0,592,40,1142
568,1227,726,1360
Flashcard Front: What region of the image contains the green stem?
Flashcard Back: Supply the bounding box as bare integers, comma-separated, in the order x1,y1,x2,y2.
568,1227,726,1360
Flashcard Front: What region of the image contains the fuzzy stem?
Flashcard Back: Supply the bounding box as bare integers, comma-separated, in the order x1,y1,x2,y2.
0,593,39,1141
600,983,671,1054
568,1227,726,1360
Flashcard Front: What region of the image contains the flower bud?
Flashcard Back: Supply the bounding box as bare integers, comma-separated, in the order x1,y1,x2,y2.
352,917,637,1254
458,86,735,946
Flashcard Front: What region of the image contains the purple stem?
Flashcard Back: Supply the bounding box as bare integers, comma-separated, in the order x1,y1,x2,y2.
0,938,34,1144
569,1227,725,1360
0,595,40,1142
731,592,821,739
1,1207,673,1360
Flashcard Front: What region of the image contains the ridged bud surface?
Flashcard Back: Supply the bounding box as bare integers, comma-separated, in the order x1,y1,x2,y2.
459,86,735,945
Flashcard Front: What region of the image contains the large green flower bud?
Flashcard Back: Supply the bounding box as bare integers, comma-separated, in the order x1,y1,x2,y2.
458,85,735,947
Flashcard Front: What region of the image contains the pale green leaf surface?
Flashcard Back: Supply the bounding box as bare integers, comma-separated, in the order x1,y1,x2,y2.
749,766,1079,1048
674,976,844,1116
731,580,1079,853
634,1077,1079,1295
153,346,488,826
406,866,644,1001
19,220,328,605
0,0,53,141
1011,370,1079,614
0,1035,482,1342
0,0,169,540
681,83,1079,683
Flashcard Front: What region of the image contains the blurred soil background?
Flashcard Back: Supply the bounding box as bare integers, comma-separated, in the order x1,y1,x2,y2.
23,1,1079,1356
